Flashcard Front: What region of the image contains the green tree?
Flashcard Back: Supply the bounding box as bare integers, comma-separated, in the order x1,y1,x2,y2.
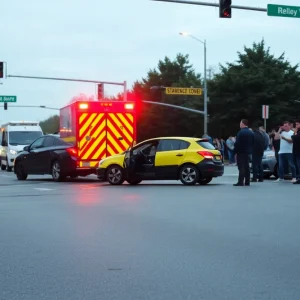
208,39,300,137
40,115,59,134
131,54,204,141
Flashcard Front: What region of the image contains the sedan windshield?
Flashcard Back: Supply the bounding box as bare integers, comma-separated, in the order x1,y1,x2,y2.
9,131,43,145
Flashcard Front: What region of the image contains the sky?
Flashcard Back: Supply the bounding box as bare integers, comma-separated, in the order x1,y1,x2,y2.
1,0,300,125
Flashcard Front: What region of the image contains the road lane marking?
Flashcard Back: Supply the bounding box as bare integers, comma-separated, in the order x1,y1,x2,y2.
34,188,55,191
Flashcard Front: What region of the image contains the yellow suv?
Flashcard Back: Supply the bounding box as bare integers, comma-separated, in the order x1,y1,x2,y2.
96,137,224,185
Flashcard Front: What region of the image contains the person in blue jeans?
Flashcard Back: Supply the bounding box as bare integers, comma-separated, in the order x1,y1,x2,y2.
226,136,235,164
291,120,300,184
275,121,297,183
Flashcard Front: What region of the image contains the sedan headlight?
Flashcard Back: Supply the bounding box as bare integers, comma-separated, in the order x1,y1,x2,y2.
9,149,17,155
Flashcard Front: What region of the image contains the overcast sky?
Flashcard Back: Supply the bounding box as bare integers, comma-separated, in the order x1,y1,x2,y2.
1,0,299,125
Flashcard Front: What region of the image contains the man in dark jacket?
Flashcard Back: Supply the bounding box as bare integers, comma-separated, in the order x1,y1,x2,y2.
259,126,270,150
233,119,254,186
292,120,300,184
251,128,265,182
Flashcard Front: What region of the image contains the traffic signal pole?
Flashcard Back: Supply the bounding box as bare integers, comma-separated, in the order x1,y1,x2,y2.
143,100,205,115
151,0,267,12
6,74,128,101
7,74,125,86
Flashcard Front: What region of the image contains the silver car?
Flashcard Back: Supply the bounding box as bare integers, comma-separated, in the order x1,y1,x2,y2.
250,150,277,179
261,150,278,179
251,149,292,179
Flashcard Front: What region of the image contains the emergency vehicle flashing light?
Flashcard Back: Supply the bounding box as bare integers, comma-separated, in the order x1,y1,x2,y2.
79,103,89,109
125,103,134,110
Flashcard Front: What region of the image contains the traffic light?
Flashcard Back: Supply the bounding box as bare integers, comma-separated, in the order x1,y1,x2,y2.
97,83,104,100
0,62,3,78
4,102,7,110
219,0,232,18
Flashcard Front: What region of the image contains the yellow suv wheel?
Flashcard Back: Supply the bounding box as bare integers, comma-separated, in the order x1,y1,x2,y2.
179,164,199,185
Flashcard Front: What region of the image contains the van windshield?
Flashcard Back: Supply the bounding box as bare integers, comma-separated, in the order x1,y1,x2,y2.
9,131,43,145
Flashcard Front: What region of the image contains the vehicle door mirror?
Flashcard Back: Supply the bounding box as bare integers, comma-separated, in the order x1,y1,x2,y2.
23,146,29,152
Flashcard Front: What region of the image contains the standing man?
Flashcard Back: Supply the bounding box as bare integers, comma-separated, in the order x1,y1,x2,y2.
274,121,297,183
291,120,300,184
251,128,265,182
233,119,254,186
259,126,271,150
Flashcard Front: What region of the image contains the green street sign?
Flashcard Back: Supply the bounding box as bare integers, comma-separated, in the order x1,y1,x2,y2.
267,4,300,18
0,96,17,102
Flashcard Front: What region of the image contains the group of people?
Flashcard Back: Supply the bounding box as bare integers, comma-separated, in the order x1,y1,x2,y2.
232,119,300,186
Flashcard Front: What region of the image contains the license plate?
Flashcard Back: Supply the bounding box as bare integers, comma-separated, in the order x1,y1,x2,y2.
215,156,221,160
82,162,90,167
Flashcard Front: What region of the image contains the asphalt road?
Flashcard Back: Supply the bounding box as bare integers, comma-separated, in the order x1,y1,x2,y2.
1,167,300,300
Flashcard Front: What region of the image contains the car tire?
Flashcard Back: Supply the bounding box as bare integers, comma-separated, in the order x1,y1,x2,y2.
106,165,124,185
6,157,12,172
15,162,28,180
51,160,66,182
127,179,142,185
0,160,6,171
198,177,212,185
179,164,199,186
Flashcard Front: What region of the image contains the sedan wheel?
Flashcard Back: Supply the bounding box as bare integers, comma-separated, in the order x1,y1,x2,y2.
52,161,65,182
107,166,124,185
179,164,199,185
15,163,28,180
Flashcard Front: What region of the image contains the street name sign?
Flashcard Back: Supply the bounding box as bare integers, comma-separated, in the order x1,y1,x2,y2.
0,96,17,102
165,87,202,96
267,4,300,18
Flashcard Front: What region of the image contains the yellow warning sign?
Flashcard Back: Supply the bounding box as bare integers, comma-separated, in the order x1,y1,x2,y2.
165,87,202,96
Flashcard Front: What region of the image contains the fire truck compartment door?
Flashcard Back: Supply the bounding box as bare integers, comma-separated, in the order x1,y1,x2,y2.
106,113,135,157
78,112,107,165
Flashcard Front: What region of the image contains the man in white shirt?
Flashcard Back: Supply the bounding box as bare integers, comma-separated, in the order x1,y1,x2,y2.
275,121,297,183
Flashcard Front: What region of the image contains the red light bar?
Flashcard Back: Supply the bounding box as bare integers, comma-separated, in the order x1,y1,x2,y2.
125,103,134,110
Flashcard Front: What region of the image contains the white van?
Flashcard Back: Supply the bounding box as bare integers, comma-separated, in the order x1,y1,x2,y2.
0,121,43,171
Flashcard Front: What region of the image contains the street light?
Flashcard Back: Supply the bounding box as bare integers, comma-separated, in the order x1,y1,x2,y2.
179,32,208,135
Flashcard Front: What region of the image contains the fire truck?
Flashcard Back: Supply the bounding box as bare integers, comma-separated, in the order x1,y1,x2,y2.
60,99,137,176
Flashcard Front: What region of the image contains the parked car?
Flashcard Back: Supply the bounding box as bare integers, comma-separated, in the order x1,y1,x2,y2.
261,149,278,179
251,149,291,179
14,135,94,181
97,137,224,186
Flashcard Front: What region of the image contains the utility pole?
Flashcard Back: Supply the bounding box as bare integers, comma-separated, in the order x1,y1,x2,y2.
203,39,208,135
207,67,212,80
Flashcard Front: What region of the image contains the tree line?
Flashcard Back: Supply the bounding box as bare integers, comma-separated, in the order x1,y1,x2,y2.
40,39,300,142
